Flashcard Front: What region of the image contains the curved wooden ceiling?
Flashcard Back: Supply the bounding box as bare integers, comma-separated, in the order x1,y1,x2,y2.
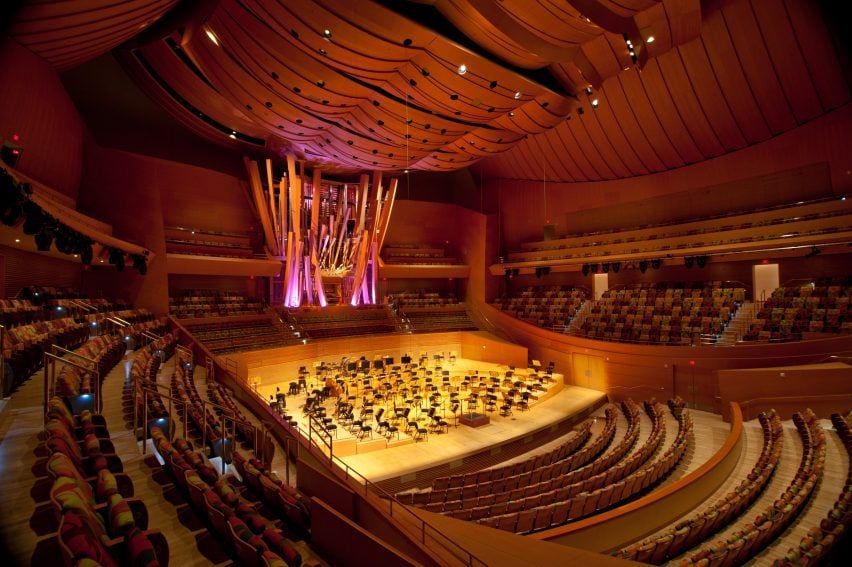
7,0,850,180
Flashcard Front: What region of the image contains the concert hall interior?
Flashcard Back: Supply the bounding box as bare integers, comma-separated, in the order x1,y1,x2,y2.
1,1,851,566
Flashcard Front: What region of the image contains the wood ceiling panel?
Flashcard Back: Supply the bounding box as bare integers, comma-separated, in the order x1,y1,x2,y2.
572,100,634,177
750,0,823,123
697,8,772,144
596,72,666,173
784,0,851,111
615,69,686,169
676,38,747,151
584,89,650,175
719,0,797,135
9,0,178,70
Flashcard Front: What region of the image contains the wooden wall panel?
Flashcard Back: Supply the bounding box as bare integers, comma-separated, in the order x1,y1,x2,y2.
1,245,81,298
0,39,84,201
484,104,852,247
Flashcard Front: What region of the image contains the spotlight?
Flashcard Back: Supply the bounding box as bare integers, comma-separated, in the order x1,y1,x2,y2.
805,246,821,258
639,260,648,274
542,266,550,276
34,227,54,251
535,267,542,278
22,202,44,235
685,256,694,269
651,259,662,270
611,262,620,273
80,242,93,265
132,254,148,275
589,263,599,274
696,255,708,268
601,262,610,273
108,248,125,271
511,268,520,277
582,264,589,276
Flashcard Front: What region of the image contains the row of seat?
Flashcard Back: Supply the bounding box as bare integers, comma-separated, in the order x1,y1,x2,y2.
417,404,633,512
150,428,302,567
402,306,478,333
54,335,126,400
616,409,784,563
771,411,851,566
476,402,693,533
3,317,90,394
183,319,298,355
429,417,596,492
676,409,827,566
42,397,169,566
387,291,460,309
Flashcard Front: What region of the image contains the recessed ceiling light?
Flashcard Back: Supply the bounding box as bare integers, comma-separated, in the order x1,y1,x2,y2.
14,238,20,243
229,133,236,140
646,36,655,43
509,112,514,117
457,64,467,75
205,29,219,46
323,29,332,38
591,99,599,107
514,91,522,99
585,87,593,95
318,48,326,55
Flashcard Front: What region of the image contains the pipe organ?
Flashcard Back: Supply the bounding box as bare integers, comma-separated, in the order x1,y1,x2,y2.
245,157,397,307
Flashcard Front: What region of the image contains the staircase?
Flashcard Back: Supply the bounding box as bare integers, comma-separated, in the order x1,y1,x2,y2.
566,300,592,335
716,301,756,346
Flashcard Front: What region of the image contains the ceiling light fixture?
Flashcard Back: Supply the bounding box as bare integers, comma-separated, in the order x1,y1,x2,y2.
457,64,467,75
205,29,219,46
591,99,599,107
323,29,332,39
646,36,655,43
514,91,522,99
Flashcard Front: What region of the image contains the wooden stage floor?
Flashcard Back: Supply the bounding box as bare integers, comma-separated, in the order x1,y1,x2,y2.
254,357,607,487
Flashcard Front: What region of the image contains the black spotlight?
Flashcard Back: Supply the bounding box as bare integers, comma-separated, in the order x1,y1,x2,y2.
611,262,620,273
512,268,520,277
80,242,93,265
651,259,662,270
696,255,708,268
535,267,542,278
132,254,148,275
601,263,610,273
685,256,694,269
589,263,599,274
582,264,589,276
108,248,126,272
542,267,550,276
22,201,44,235
639,260,648,274
34,226,54,251
54,225,74,254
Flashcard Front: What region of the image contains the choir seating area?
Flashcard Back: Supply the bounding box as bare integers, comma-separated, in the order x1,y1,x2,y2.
401,305,478,334
169,290,265,318
182,318,299,355
283,305,399,340
502,197,852,268
388,290,461,308
382,243,461,265
165,226,255,258
742,278,852,342
572,282,745,345
492,286,587,331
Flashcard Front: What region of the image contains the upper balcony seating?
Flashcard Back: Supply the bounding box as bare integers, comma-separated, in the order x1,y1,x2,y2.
572,282,745,345
165,226,255,259
382,243,460,265
169,290,265,318
742,277,852,342
492,286,586,331
502,197,852,267
285,305,398,340
183,319,298,355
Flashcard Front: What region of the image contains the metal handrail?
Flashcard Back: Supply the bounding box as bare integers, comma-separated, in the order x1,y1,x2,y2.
50,344,98,369
43,352,100,423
